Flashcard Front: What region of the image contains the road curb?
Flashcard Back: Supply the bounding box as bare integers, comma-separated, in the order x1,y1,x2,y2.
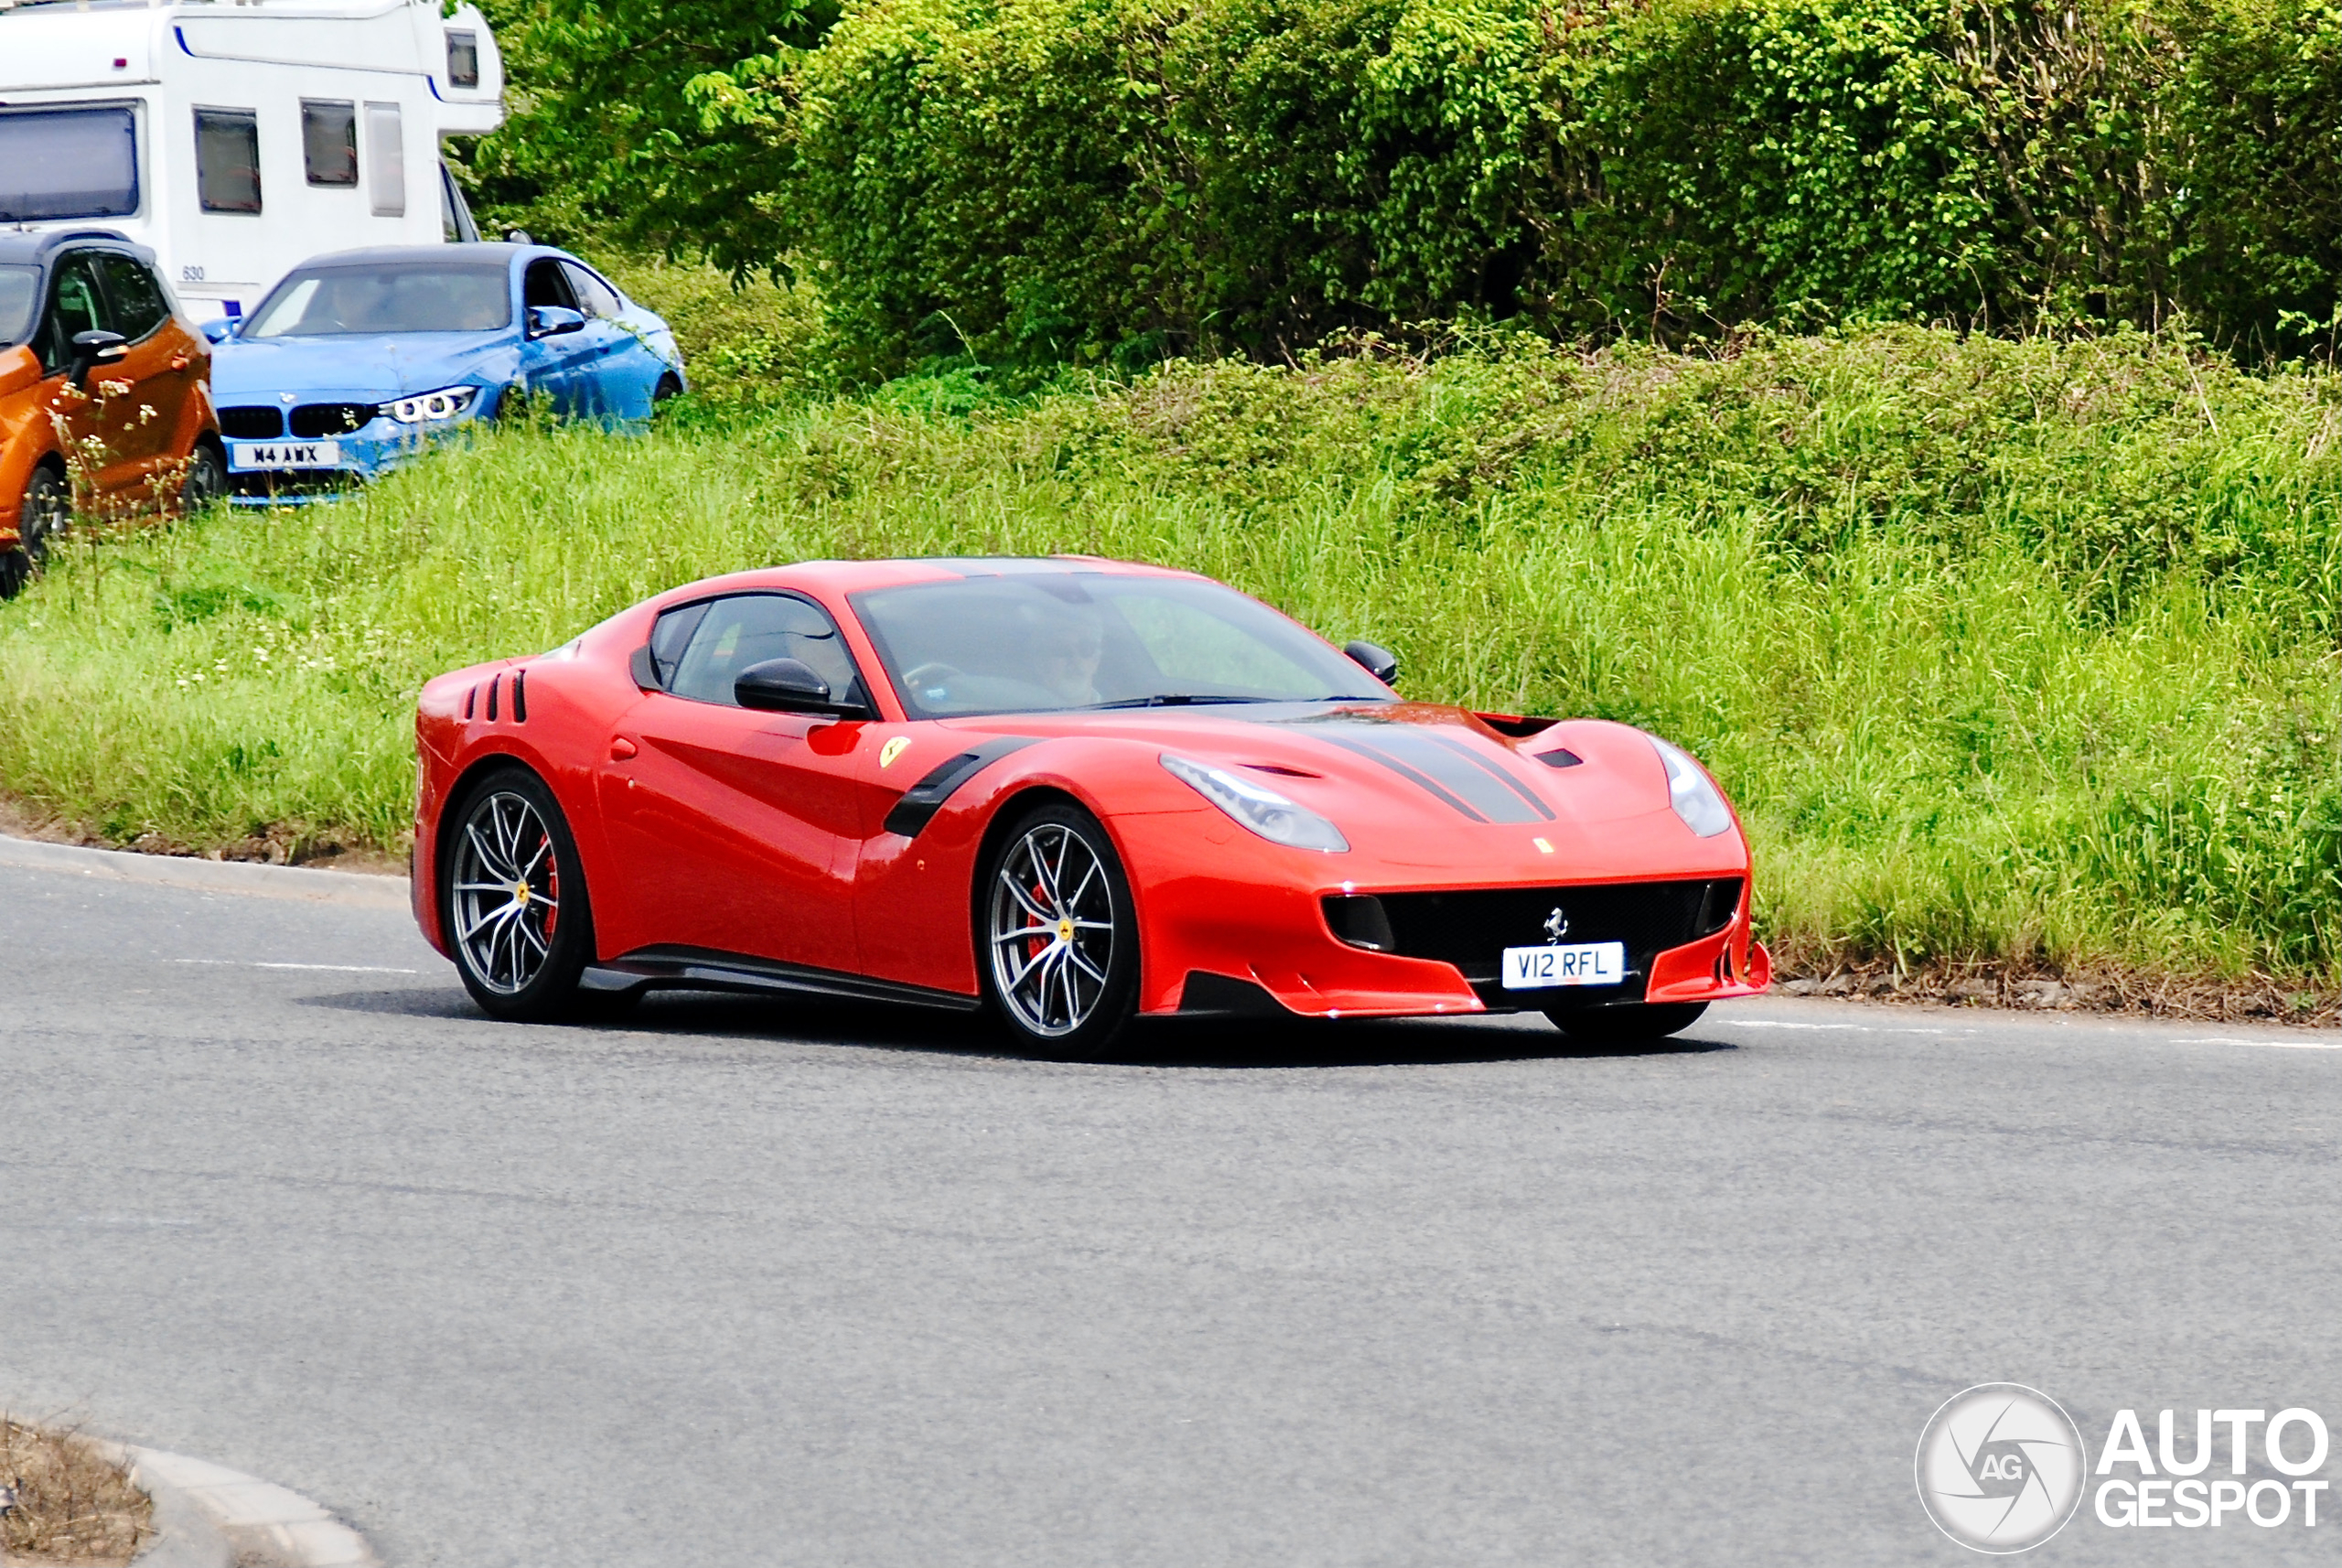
89,1442,379,1568
0,833,409,911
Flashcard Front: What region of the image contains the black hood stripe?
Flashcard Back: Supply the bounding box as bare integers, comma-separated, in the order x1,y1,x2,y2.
1317,736,1488,822
1420,730,1555,821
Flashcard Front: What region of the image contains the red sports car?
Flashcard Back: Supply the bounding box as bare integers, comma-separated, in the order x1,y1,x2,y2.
411,557,1769,1052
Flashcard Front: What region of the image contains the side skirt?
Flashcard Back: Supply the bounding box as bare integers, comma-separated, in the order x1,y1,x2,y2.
584,944,984,1013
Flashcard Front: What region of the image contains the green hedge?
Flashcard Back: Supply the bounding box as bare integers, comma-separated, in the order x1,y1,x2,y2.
650,0,2342,364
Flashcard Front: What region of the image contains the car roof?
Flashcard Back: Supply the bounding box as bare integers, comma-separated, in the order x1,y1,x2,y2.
649,556,1202,610
283,243,564,272
0,227,153,269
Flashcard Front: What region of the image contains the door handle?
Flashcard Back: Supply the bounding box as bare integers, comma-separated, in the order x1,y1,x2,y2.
609,736,638,760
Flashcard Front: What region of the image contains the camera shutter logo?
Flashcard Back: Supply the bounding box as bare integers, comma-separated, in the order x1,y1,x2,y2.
1916,1384,2088,1552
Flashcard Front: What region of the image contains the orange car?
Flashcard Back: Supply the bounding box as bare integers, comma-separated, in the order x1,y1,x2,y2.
0,229,225,599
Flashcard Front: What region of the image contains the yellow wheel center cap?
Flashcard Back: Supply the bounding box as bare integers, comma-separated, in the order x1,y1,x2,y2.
1058,918,1075,942
512,881,532,907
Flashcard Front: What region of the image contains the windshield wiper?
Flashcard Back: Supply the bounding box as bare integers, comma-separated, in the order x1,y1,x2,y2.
1080,693,1284,710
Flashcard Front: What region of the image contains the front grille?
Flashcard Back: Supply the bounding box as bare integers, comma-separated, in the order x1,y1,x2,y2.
1345,877,1743,1005
218,405,284,439
289,402,378,438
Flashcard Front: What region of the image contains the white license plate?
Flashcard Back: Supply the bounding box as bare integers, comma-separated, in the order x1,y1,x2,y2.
1502,940,1628,989
232,440,340,469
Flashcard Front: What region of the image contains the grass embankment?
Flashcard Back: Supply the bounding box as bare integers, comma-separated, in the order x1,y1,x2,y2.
1,327,2337,1008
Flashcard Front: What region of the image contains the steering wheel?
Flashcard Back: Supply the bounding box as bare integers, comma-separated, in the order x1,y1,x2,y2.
902,662,964,693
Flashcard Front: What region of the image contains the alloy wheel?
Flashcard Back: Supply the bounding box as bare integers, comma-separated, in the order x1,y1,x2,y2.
987,820,1117,1038
451,789,564,995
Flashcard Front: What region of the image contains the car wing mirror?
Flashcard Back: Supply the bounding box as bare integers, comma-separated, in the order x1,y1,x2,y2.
199,317,239,344
735,658,868,717
1343,639,1399,686
527,306,586,338
67,329,128,389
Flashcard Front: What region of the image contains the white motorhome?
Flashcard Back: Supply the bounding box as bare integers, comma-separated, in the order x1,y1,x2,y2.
0,0,504,317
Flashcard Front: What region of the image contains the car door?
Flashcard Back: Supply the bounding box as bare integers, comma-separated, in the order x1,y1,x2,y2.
517,257,593,413
30,251,134,496
600,593,878,973
91,252,196,486
555,261,646,419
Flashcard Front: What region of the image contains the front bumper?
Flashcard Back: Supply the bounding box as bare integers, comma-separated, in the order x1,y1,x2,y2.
225,416,476,505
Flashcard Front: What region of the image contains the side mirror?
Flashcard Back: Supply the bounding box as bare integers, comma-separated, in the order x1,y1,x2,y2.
199,317,239,344
1344,639,1399,686
527,305,586,338
68,328,128,389
735,658,867,717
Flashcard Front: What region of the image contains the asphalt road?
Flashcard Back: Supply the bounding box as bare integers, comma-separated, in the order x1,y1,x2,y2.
5,844,2338,1567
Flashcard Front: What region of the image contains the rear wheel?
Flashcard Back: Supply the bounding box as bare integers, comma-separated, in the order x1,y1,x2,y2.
1544,1001,1709,1043
443,767,595,1021
980,802,1139,1058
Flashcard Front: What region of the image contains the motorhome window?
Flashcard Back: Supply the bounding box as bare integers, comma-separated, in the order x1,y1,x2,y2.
195,109,262,214
0,107,138,221
446,29,480,89
364,103,405,218
38,254,109,372
95,255,170,342
0,266,39,349
561,263,623,319
302,102,358,188
244,262,511,337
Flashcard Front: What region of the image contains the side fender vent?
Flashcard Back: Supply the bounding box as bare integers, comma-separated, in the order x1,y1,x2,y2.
511,669,528,723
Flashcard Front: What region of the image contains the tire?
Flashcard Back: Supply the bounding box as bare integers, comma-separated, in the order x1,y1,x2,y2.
495,383,530,424
4,464,70,598
652,373,683,405
1544,1000,1709,1043
979,800,1140,1058
441,766,596,1022
180,440,228,514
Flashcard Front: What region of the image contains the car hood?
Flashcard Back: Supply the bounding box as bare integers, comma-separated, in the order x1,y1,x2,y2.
210,331,512,403
935,702,1746,877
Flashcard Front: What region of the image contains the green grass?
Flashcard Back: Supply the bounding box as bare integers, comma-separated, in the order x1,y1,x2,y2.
3,324,2338,993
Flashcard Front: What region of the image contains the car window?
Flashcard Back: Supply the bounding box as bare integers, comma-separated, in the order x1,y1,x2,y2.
244,262,511,336
0,265,39,348
95,254,170,342
522,259,577,313
195,108,262,214
667,595,863,709
560,263,624,319
39,253,109,371
646,601,710,687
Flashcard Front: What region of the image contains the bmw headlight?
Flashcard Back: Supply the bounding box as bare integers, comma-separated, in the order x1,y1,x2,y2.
1649,736,1734,837
387,385,480,424
1161,753,1348,853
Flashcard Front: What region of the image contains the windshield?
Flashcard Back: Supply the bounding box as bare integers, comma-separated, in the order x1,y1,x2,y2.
0,266,37,348
851,570,1392,719
244,261,510,338
0,106,138,220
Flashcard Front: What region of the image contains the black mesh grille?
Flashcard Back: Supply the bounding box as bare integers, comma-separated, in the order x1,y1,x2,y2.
289,402,377,438
1359,877,1743,1004
218,405,283,439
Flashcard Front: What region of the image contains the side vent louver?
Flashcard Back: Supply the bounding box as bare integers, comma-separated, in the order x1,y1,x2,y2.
486,675,500,722
464,684,476,720
511,669,528,723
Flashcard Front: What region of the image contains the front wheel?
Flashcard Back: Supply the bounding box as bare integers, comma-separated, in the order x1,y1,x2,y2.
1544,1001,1708,1044
980,802,1139,1058
2,464,70,598
180,440,228,513
443,767,596,1021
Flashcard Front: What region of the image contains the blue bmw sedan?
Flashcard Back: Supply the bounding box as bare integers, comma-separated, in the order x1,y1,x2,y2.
208,243,684,501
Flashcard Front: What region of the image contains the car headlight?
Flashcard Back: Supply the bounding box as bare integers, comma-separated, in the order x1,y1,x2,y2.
387,385,480,424
1649,736,1734,837
1161,752,1348,853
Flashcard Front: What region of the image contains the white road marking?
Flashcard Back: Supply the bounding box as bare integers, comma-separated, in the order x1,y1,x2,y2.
2176,1036,2342,1049
167,959,419,974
